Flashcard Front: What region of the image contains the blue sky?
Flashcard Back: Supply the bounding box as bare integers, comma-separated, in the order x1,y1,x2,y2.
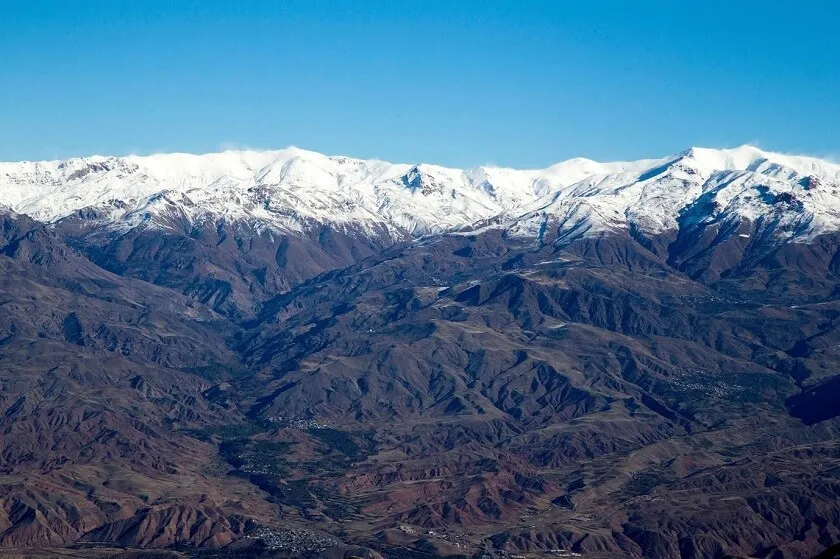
1,1,838,167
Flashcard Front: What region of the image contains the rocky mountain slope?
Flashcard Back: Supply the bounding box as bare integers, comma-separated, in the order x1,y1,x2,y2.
3,144,837,319
0,147,839,558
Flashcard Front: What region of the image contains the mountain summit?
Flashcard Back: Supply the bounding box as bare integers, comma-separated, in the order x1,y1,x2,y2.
2,146,839,242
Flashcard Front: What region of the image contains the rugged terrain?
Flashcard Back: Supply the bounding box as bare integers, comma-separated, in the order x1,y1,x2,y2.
0,146,839,558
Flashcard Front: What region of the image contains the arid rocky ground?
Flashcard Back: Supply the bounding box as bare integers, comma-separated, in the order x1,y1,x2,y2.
1,212,840,558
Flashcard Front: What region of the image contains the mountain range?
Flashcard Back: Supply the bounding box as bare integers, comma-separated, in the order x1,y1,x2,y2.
4,145,840,239
1,146,839,559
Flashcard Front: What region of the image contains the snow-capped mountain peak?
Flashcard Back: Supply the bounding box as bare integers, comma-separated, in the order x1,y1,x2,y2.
1,145,839,243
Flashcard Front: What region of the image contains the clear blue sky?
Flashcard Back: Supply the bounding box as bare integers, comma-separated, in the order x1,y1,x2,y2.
1,1,838,167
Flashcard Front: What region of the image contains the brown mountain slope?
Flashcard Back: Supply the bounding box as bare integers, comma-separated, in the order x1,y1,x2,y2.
222,230,840,558
2,211,840,557
0,215,276,550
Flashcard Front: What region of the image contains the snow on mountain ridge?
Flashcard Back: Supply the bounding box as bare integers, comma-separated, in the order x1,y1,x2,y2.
1,145,839,242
